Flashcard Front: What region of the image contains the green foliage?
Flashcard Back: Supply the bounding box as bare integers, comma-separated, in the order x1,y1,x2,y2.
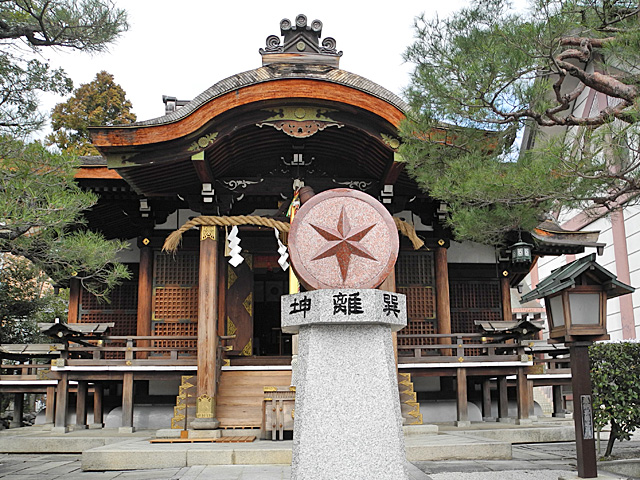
0,1,128,136
0,136,131,297
0,1,130,299
0,255,66,344
402,0,640,245
590,341,640,457
47,71,136,155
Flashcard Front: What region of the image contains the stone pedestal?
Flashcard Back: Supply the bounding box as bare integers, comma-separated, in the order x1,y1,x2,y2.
190,418,220,430
283,289,407,480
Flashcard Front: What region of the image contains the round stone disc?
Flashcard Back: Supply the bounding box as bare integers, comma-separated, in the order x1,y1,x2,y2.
288,188,399,290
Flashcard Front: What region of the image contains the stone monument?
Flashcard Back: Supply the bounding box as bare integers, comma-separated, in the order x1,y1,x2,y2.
283,188,408,480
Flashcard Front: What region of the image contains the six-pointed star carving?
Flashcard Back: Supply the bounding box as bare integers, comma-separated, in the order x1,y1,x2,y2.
309,205,378,282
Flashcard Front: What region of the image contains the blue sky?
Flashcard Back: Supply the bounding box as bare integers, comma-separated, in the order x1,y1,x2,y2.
39,0,472,125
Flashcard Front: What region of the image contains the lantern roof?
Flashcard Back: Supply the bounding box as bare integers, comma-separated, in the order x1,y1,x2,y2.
520,253,634,303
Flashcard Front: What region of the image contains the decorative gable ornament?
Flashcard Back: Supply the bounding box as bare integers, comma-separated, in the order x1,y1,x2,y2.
260,14,343,67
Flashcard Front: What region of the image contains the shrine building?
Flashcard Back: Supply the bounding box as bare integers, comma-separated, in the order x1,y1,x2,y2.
2,15,604,433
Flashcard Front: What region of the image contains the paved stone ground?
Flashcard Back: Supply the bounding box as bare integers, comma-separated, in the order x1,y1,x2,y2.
1,442,638,479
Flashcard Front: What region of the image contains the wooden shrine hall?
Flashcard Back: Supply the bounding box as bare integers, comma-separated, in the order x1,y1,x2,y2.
1,15,604,434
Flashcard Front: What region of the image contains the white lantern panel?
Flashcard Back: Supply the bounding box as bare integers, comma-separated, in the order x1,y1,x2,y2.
569,293,601,325
549,295,565,327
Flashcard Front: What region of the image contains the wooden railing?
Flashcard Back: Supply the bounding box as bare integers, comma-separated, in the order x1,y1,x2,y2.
0,363,54,381
397,333,527,363
64,335,198,362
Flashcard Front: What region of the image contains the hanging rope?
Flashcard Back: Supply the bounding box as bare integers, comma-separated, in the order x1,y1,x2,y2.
162,215,424,252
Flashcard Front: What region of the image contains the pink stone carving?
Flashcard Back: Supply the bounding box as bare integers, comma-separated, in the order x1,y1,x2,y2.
288,188,399,290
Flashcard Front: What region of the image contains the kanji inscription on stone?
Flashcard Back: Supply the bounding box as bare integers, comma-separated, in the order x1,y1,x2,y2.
288,188,399,290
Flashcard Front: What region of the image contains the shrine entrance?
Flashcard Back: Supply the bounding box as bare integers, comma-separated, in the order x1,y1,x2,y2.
223,233,292,359
254,266,291,356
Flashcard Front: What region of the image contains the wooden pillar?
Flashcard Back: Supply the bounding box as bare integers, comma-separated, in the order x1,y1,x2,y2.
379,269,398,365
552,385,565,417
570,343,598,478
498,375,509,421
435,247,452,355
75,381,88,429
10,393,23,428
193,225,220,429
92,383,104,427
516,367,530,423
528,380,536,419
501,275,513,322
68,278,81,323
45,386,55,425
121,373,134,432
482,378,494,421
136,238,153,359
54,372,69,432
456,368,469,426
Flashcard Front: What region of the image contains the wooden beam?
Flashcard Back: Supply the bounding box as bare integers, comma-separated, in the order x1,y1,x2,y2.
191,151,215,184
435,247,452,355
193,226,220,428
516,367,529,423
501,275,513,322
498,375,509,421
93,383,104,427
55,373,69,430
121,373,134,429
482,379,494,421
68,279,81,323
552,385,565,417
75,381,88,429
91,79,406,148
45,386,55,425
456,368,469,425
136,241,153,359
528,379,535,418
380,155,405,186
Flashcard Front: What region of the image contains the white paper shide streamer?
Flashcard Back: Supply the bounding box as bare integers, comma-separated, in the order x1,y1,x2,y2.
227,225,244,267
275,228,289,271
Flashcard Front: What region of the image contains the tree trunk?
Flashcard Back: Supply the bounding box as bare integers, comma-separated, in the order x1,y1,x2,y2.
604,422,618,458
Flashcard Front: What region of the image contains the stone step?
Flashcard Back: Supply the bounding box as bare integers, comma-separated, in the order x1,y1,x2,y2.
81,432,512,471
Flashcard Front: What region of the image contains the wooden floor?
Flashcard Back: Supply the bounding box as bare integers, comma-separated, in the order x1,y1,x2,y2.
217,370,292,428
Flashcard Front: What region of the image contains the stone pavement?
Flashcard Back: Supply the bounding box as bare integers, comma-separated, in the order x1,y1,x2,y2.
1,442,637,479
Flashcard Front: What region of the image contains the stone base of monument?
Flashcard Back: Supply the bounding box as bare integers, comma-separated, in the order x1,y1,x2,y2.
283,289,408,480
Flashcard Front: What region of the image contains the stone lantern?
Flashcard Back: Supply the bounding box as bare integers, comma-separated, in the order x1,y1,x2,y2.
521,253,634,478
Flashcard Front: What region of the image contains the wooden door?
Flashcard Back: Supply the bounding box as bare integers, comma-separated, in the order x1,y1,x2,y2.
225,254,254,356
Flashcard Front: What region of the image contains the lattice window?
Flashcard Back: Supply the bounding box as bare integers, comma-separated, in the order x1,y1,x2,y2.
154,287,198,320
396,251,435,286
153,250,198,355
79,282,138,335
80,283,137,311
152,321,197,354
79,312,137,336
397,319,436,345
450,279,502,355
155,252,199,286
397,286,435,320
450,281,501,310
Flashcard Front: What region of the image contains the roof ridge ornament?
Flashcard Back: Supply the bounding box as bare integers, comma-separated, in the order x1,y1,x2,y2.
260,14,343,68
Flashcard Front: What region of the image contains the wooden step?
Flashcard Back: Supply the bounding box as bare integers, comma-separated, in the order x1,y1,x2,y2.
149,435,255,444
217,370,291,427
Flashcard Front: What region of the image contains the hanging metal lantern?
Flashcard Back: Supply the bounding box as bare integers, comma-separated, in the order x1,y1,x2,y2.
510,241,533,264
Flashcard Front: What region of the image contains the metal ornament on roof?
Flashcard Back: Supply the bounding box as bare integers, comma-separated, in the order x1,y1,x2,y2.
259,14,343,67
